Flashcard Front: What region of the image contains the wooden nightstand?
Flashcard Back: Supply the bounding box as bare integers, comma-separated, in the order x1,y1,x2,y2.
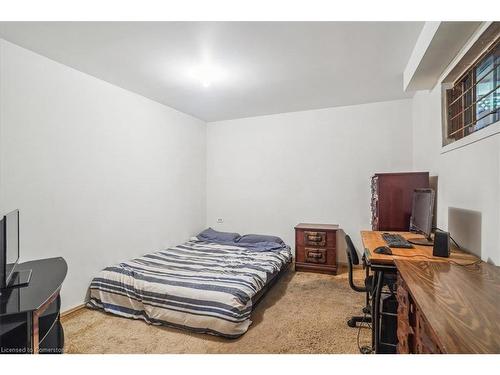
294,223,339,275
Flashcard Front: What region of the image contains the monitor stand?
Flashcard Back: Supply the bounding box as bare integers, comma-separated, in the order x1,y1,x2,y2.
408,237,434,246
7,269,32,288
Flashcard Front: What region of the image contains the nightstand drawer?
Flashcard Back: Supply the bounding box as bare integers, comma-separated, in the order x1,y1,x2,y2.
296,245,335,264
304,231,326,246
304,248,327,264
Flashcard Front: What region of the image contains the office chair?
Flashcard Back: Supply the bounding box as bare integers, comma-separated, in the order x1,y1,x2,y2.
345,234,372,328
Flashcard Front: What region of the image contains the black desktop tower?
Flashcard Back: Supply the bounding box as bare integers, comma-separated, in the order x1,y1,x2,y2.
379,293,398,354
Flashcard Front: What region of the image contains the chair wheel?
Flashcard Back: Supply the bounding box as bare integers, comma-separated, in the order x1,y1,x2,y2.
362,306,371,314
360,346,373,354
347,318,357,328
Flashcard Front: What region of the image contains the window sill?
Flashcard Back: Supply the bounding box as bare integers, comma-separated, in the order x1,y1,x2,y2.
441,120,500,154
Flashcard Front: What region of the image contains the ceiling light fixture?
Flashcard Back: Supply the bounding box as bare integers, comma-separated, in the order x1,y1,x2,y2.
189,62,226,88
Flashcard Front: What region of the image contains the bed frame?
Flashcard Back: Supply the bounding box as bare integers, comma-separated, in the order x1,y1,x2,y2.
88,249,292,339
251,259,292,307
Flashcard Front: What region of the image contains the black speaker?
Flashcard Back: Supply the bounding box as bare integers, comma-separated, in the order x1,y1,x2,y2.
433,229,450,258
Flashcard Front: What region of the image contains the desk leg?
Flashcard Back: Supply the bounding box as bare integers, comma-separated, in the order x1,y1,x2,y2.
370,271,376,349
373,270,384,354
365,263,370,311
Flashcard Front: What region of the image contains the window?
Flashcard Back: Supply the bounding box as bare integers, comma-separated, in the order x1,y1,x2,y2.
444,36,499,144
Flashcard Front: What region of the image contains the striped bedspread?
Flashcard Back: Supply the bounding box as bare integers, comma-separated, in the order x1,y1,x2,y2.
87,238,292,338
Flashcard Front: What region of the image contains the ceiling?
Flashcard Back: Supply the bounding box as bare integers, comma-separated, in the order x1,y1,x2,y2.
0,22,424,122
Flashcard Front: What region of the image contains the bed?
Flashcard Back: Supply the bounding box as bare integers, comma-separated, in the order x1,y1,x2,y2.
87,236,292,338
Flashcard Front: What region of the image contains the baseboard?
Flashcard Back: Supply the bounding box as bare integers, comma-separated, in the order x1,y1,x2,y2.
61,303,86,319
337,261,363,269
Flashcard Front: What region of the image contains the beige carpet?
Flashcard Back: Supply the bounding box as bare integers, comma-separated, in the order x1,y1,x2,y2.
62,267,371,354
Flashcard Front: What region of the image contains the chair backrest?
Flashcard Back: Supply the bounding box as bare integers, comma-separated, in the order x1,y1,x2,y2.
345,234,365,293
345,234,360,265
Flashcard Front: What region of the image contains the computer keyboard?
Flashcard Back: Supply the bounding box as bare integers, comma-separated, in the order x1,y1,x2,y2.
382,233,414,248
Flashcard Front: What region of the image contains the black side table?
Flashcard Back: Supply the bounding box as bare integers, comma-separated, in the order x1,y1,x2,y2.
0,257,67,354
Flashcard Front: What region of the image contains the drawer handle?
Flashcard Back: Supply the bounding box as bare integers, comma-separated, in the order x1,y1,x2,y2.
308,252,323,258
307,235,322,241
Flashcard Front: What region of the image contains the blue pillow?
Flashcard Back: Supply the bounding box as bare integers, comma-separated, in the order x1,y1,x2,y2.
237,234,284,245
197,228,240,242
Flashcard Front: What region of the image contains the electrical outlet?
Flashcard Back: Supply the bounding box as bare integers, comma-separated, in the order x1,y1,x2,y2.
217,218,224,224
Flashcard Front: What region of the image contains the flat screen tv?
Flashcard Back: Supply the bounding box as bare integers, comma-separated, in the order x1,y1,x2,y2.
0,209,20,289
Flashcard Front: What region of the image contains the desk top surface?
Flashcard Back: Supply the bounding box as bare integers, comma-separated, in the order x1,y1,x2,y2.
361,231,478,266
395,259,500,354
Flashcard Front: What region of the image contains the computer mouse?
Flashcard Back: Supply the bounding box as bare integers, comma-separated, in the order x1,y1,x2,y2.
374,246,392,255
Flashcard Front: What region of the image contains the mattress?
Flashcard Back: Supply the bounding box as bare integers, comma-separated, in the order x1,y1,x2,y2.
87,238,292,338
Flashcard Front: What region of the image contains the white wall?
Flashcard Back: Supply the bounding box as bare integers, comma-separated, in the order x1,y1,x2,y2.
0,39,207,310
206,100,414,261
412,88,500,264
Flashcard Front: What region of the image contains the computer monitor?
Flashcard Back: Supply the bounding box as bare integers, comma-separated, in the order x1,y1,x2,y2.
408,188,435,246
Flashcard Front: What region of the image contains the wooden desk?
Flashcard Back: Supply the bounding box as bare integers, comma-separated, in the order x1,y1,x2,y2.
361,230,481,353
396,260,500,353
